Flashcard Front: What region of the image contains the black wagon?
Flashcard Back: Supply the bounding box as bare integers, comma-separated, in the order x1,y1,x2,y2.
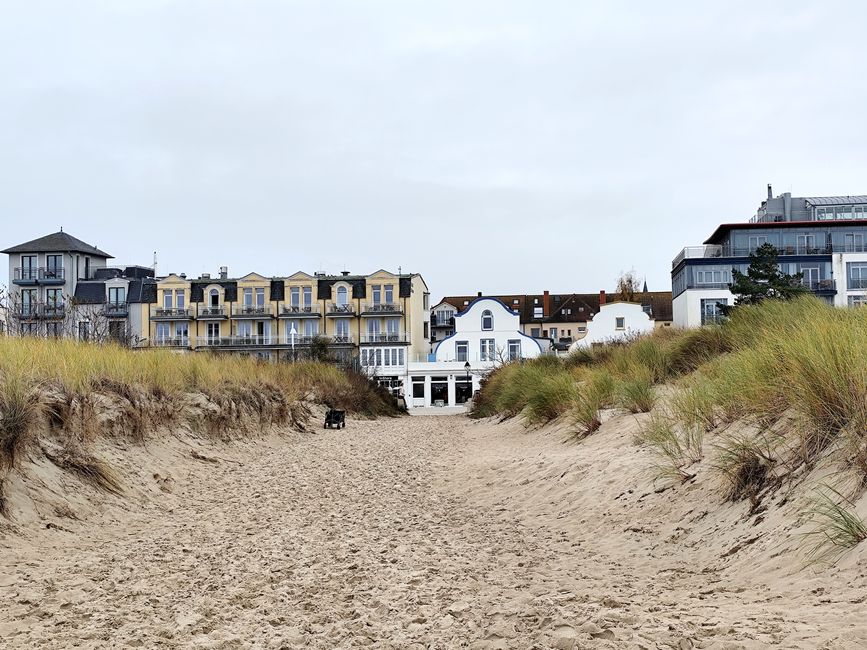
324,408,346,429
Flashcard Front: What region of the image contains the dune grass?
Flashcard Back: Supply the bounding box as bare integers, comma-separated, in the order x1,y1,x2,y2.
803,485,867,564
0,337,399,515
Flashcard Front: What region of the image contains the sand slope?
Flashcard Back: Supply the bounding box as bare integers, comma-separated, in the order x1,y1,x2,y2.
1,412,866,648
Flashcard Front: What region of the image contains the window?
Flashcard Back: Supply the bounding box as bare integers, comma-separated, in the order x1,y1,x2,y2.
175,323,188,340
508,340,521,361
303,286,312,307
256,287,265,307
155,322,169,340
163,291,173,310
423,322,429,339
797,234,816,254
290,287,300,307
412,377,425,399
367,319,380,340
80,321,92,341
46,254,62,277
513,299,519,305
46,322,62,338
243,287,253,306
849,295,867,308
20,255,37,280
423,293,429,310
695,269,730,285
21,289,37,316
701,298,728,325
175,290,185,310
845,233,865,253
385,285,393,304
45,289,63,316
481,309,493,331
748,235,767,252
372,285,382,304
533,306,543,318
480,339,496,361
109,321,126,342
801,267,819,288
456,341,469,362
848,263,867,290
209,288,220,307
530,327,540,337
337,285,348,306
108,286,126,306
303,320,319,337
615,317,625,330
550,327,558,340
207,322,220,341
335,319,350,339
386,318,400,337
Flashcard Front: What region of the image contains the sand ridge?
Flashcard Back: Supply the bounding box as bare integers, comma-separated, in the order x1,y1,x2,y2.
0,413,865,648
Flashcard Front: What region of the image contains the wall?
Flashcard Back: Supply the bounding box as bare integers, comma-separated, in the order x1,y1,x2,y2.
672,288,734,328
571,302,654,348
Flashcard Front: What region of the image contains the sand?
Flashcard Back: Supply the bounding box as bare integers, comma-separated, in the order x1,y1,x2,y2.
1,411,866,648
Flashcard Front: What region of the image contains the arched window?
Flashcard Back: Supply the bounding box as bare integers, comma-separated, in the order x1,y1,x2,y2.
481,309,493,331
209,288,219,307
337,285,348,306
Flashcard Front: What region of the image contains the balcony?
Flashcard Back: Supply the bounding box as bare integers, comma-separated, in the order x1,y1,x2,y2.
13,305,39,319
197,306,228,319
326,303,356,317
359,332,409,344
12,267,39,285
196,336,275,348
104,302,129,318
673,244,835,268
232,305,274,318
329,335,355,345
151,337,190,348
431,314,455,328
151,307,193,320
361,302,403,316
39,304,66,320
39,267,66,284
803,279,837,293
279,305,321,318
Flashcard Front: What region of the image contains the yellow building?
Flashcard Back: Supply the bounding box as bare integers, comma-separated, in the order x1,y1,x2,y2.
146,269,430,371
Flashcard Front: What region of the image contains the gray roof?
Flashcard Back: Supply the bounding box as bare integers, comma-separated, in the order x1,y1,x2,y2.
1,231,112,257
73,282,107,304
804,195,867,206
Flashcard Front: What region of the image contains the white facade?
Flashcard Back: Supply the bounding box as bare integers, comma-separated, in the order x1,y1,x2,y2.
833,252,867,307
570,302,655,349
404,297,543,409
434,297,542,364
672,288,734,328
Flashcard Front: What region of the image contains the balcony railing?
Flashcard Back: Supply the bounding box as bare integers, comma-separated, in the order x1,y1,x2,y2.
197,306,227,318
152,337,190,348
802,279,837,292
13,267,39,284
326,303,356,316
359,332,409,344
39,267,66,283
673,244,840,268
232,305,274,318
104,302,129,318
280,305,320,317
330,335,354,345
194,334,328,348
151,307,193,319
40,304,66,319
362,302,403,315
431,314,455,328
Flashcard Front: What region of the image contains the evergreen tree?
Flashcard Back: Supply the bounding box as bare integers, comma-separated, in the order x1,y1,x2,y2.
720,243,807,314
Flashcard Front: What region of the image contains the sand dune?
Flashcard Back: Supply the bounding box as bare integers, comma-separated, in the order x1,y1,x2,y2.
1,411,866,648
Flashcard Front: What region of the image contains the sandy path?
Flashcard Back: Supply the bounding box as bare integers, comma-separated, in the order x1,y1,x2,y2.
0,415,864,648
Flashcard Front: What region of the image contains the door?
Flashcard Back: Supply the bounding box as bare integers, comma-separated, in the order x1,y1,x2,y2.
801,267,819,290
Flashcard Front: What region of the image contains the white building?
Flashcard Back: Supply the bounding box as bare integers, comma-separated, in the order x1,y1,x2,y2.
405,297,543,409
570,302,655,349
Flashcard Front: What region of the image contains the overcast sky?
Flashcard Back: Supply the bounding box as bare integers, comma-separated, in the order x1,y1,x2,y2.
2,1,867,298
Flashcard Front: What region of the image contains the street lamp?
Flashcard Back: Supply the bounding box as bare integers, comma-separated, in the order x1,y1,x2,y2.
290,324,297,362
464,361,471,401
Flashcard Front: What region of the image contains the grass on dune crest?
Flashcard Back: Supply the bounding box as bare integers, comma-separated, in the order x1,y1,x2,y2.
0,337,399,515
472,297,867,560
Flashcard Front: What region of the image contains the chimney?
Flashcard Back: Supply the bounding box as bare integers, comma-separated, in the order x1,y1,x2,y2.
477,291,482,297
180,273,187,279
341,270,350,276
599,290,606,305
543,290,550,316
200,273,210,280
767,184,773,200
220,266,228,280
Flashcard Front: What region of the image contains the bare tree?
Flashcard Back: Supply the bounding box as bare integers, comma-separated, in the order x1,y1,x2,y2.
615,269,642,302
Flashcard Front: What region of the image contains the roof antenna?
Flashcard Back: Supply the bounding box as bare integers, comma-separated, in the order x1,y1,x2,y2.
398,265,402,275
60,226,63,232
153,251,158,277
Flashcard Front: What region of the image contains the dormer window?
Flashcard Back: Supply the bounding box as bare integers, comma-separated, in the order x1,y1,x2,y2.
337,285,348,306
209,288,219,307
481,309,493,331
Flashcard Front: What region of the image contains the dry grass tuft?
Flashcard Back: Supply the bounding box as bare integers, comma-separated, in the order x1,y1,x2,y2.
42,444,123,495
803,484,867,565
713,434,775,507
